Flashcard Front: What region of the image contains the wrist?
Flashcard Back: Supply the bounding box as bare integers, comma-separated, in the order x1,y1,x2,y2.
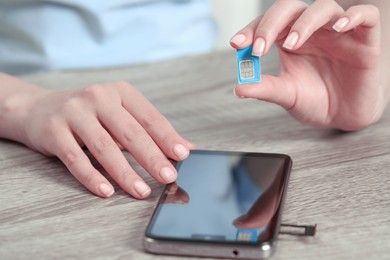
0,74,49,143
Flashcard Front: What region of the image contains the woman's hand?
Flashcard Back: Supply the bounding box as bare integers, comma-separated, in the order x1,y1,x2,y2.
14,81,193,199
230,0,384,131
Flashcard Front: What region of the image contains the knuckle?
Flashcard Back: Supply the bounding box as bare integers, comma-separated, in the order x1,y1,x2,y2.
347,5,361,15
121,124,145,146
81,84,107,102
80,170,95,187
160,133,173,148
148,152,166,172
39,120,68,153
62,149,79,169
116,166,133,184
141,109,165,129
121,132,136,146
292,22,312,39
59,98,82,114
356,5,380,19
324,0,342,12
42,116,63,139
149,152,166,167
255,20,275,39
115,81,134,91
297,15,313,29
93,134,115,155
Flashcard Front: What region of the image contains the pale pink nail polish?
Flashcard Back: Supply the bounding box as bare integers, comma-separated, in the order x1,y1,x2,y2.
99,183,114,197
134,180,151,197
160,167,176,183
233,88,244,98
333,17,349,32
252,37,266,57
283,31,299,50
174,144,189,160
230,34,246,45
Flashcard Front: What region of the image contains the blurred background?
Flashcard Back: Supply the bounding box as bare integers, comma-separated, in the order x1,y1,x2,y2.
211,0,268,50
0,0,272,75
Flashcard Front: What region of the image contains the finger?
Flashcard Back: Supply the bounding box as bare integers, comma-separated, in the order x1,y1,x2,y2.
98,105,179,185
112,136,125,150
117,82,191,161
332,5,380,45
51,129,115,198
230,16,262,49
234,74,297,110
333,5,380,32
166,182,179,194
283,0,344,50
164,184,190,204
233,202,276,230
70,116,152,199
233,188,280,230
252,0,308,56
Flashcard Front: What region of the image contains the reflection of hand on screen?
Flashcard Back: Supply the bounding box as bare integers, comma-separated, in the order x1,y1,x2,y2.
232,183,281,230
232,156,285,230
162,182,190,204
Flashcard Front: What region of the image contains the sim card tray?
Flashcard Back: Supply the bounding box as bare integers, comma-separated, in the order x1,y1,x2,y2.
279,223,317,237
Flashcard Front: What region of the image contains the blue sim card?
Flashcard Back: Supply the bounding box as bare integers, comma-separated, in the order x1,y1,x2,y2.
235,229,260,243
236,46,261,84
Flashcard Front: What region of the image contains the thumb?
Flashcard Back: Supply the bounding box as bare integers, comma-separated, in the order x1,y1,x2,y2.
234,74,296,110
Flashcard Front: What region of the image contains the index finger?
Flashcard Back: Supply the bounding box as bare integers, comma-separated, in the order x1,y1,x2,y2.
117,82,192,161
230,0,307,56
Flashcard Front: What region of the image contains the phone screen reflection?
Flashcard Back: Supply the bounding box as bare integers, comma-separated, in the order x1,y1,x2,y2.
147,151,289,244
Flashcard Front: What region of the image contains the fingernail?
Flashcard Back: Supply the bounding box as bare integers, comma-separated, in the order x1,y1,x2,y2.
230,34,246,45
160,167,176,183
233,88,244,98
174,144,189,160
283,31,299,50
333,17,349,32
233,214,249,226
252,37,265,57
134,180,151,197
99,183,115,197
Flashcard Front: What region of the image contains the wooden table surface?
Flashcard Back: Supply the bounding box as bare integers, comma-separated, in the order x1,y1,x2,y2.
1,50,390,260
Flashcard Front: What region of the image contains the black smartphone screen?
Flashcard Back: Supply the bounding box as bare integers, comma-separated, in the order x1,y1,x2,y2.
145,150,292,246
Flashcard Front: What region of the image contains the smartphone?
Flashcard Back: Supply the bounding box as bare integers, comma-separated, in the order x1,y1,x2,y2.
144,150,292,259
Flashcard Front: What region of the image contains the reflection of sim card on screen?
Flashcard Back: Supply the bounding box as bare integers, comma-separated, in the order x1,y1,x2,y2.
235,229,260,243
236,46,261,84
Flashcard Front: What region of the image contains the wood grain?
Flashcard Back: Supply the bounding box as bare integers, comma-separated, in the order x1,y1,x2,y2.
1,50,390,260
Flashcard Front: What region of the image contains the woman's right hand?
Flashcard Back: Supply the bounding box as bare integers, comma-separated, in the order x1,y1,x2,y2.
12,80,193,199
230,0,385,131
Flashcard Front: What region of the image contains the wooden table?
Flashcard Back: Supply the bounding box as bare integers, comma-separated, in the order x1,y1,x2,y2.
1,50,390,260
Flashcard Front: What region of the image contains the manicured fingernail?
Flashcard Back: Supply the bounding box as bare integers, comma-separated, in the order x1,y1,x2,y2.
233,214,249,226
283,31,299,50
134,180,151,197
230,34,246,45
333,17,349,32
174,144,189,160
160,167,176,183
233,88,244,98
99,183,114,197
252,37,265,57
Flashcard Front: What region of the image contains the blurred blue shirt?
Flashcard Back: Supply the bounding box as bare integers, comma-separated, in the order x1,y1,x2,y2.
0,0,216,75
